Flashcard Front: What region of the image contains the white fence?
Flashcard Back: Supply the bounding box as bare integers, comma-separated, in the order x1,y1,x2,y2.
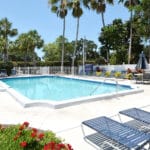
14,66,78,75
79,64,150,73
13,64,150,76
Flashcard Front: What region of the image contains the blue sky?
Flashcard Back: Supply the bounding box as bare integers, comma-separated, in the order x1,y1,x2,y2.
0,0,130,57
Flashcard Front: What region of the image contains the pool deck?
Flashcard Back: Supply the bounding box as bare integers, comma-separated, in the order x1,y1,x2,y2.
0,75,150,150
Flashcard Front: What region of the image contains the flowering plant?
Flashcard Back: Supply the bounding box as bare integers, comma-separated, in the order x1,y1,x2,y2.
114,71,122,78
0,122,73,150
104,71,111,77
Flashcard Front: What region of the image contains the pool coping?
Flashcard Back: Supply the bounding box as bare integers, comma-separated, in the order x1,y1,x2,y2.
0,75,144,109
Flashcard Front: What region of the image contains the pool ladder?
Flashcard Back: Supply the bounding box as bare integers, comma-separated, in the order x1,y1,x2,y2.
90,78,119,96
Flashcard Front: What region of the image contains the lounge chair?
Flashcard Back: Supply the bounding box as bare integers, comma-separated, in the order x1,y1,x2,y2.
119,108,150,133
81,116,150,150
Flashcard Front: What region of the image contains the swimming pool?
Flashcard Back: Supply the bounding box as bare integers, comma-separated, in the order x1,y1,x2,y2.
0,76,143,108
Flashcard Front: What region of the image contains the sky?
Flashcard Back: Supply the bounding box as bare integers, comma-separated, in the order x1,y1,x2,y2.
0,0,130,58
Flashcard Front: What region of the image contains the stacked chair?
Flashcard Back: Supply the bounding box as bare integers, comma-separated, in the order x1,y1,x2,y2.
81,107,150,150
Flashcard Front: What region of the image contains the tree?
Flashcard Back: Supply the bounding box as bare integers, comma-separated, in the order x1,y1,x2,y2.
48,0,68,73
83,0,113,27
99,18,144,64
43,43,60,61
0,18,18,62
43,36,73,63
8,41,24,61
15,30,43,64
119,0,140,64
71,38,99,64
68,0,83,74
99,19,128,64
43,36,99,64
132,0,150,62
134,0,150,40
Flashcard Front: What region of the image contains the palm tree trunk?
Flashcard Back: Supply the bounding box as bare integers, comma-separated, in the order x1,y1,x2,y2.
101,12,105,27
128,10,133,64
61,17,65,74
4,31,8,62
4,42,7,62
101,12,109,62
72,17,80,75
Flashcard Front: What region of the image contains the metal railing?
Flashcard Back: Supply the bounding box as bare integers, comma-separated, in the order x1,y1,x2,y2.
103,78,119,93
90,78,119,96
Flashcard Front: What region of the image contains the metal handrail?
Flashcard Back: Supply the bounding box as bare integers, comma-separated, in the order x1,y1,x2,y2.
103,78,119,93
90,78,119,96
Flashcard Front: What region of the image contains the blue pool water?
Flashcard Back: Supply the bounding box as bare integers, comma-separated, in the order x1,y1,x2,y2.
1,76,132,101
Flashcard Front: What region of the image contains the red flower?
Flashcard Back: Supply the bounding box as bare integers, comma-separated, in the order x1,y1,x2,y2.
56,143,73,150
23,122,29,127
38,133,44,139
66,144,73,150
56,143,66,149
31,132,37,138
43,142,56,150
32,128,38,133
20,141,27,148
43,142,73,150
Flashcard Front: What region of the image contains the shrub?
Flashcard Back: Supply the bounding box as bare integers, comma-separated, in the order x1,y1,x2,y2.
96,71,102,76
0,61,14,76
125,73,133,80
0,122,73,150
114,72,122,78
104,71,111,77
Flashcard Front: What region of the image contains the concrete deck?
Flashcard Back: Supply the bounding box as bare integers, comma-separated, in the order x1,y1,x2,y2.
0,76,150,150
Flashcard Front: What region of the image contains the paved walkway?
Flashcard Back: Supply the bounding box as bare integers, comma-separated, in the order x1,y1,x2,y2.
0,77,150,150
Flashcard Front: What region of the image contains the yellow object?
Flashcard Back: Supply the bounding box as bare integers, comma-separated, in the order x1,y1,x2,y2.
96,71,102,76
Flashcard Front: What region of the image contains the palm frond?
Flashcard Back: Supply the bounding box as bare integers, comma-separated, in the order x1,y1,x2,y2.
51,6,58,13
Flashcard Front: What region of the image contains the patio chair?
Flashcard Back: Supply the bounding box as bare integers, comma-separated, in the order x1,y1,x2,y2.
143,72,150,83
81,116,150,150
134,73,143,84
11,69,17,76
0,69,7,77
119,108,150,133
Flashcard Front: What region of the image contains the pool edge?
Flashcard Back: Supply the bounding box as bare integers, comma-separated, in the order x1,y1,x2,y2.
0,76,144,109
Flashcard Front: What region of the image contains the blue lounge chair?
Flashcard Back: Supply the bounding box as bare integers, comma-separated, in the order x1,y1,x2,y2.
81,116,150,149
119,108,150,124
119,108,150,133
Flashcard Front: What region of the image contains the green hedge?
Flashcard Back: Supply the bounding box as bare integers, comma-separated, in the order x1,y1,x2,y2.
0,61,14,76
11,61,72,67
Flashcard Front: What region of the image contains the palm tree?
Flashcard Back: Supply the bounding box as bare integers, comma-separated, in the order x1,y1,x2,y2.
119,0,140,64
83,0,113,27
68,0,83,74
83,0,113,62
16,30,43,64
48,0,68,73
0,18,18,62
